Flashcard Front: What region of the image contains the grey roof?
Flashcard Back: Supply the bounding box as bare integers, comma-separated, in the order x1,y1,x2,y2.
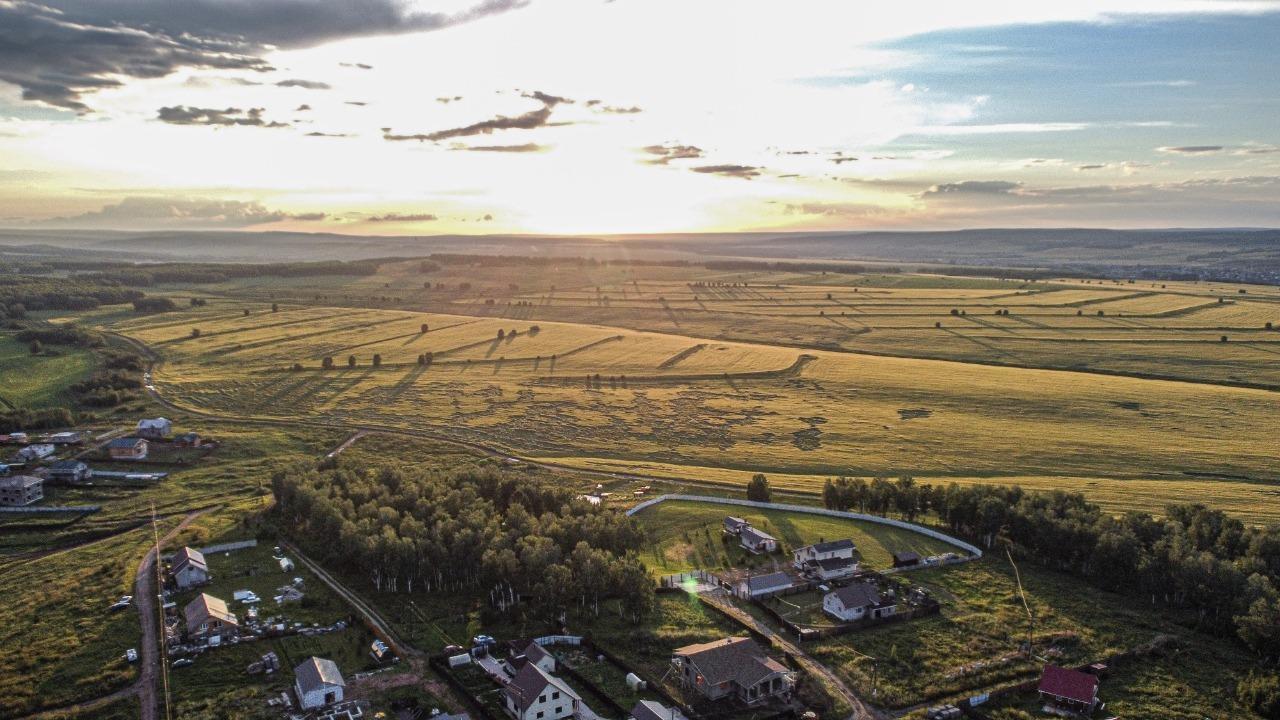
506,661,577,713
295,656,345,692
631,700,684,720
0,475,41,490
173,546,207,573
108,437,145,449
50,460,87,470
893,551,922,563
816,557,857,571
741,526,776,543
673,637,788,689
746,572,792,593
829,582,881,610
812,539,855,553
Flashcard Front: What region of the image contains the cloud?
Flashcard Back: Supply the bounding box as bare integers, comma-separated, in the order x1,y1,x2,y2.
339,62,372,69
156,106,288,128
1235,143,1280,155
295,104,311,112
452,142,547,153
691,164,762,180
641,144,704,165
921,180,1021,196
366,212,438,222
0,0,528,111
1075,164,1107,171
908,122,1089,136
1108,80,1196,88
436,96,463,104
592,104,642,114
0,0,271,112
383,91,569,142
43,196,324,228
830,156,858,165
1157,145,1223,154
275,78,331,90
305,131,352,138
344,100,368,106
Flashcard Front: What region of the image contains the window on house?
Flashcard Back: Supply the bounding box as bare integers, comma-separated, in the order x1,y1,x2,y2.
539,695,546,703
556,707,563,715
536,712,544,719
552,691,559,700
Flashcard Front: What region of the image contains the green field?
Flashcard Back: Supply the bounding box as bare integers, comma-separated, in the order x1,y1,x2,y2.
0,332,96,408
631,498,960,573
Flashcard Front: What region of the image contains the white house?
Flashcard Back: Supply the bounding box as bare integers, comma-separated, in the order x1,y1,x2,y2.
735,571,793,600
136,417,173,439
0,475,43,506
723,516,749,535
810,557,859,582
793,539,855,567
507,639,557,674
294,656,345,709
15,443,55,462
630,700,688,720
739,526,778,554
170,547,209,589
823,582,896,622
502,661,580,720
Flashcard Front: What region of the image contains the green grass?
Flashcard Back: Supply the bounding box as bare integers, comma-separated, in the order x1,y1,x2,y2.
0,332,95,408
805,556,1264,716
632,498,960,573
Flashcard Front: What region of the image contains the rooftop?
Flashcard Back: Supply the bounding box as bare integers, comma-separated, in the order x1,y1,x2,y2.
295,656,345,692
673,637,788,689
1038,665,1099,704
828,581,882,609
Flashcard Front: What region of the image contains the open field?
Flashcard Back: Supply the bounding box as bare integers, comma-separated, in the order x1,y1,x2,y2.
631,498,959,572
91,298,1280,521
0,332,96,409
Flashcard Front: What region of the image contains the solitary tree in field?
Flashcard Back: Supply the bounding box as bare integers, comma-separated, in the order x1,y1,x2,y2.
372,353,382,367
243,308,251,317
29,340,41,355
417,354,426,366
497,329,505,340
747,473,771,502
292,363,303,371
272,303,279,312
190,328,201,338
348,355,357,368
421,323,429,333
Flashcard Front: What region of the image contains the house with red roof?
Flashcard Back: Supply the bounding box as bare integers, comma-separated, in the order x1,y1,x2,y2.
1037,664,1100,715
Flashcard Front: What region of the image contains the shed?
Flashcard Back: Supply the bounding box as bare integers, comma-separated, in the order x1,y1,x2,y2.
108,437,148,460
891,551,922,568
294,656,345,709
136,418,173,439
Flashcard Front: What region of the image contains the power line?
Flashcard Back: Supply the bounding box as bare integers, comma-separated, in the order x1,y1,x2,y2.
150,504,172,720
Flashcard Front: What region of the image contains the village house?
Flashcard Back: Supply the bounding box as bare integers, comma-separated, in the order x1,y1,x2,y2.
170,547,210,589
294,656,345,710
671,637,794,706
793,539,856,567
734,571,794,600
47,460,91,484
739,525,778,554
823,581,897,622
723,516,749,535
1037,665,1100,715
14,443,55,462
108,437,148,460
47,431,84,445
136,417,173,439
506,638,557,674
0,475,43,506
892,551,922,569
629,699,688,720
183,593,238,642
502,660,580,720
809,557,859,582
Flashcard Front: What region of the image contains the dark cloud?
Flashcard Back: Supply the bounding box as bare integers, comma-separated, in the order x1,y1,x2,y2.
830,156,858,164
344,101,368,106
436,96,464,104
339,62,373,70
0,1,271,112
384,92,569,142
594,105,642,114
0,0,527,111
367,212,438,222
296,104,312,112
641,144,704,165
691,164,762,180
156,106,289,128
305,131,352,138
921,180,1022,196
1157,145,1223,154
43,196,324,228
453,142,547,153
1075,164,1107,171
276,78,331,90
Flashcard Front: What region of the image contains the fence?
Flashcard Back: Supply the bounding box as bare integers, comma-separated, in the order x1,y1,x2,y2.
199,539,258,554
428,655,501,720
0,504,99,514
626,494,983,558
752,594,941,642
579,637,691,718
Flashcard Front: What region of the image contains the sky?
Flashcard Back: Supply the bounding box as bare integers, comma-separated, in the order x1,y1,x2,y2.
1,0,1279,235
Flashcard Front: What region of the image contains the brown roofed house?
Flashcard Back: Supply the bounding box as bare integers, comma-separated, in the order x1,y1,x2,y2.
170,546,209,589
1037,665,1100,715
184,593,238,642
671,637,793,706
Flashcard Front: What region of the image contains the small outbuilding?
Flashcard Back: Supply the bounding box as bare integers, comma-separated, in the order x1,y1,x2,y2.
294,656,345,710
1037,665,1099,715
170,547,210,589
735,571,793,600
630,699,688,720
14,444,55,462
723,516,749,535
740,525,778,554
891,551,921,568
48,460,92,484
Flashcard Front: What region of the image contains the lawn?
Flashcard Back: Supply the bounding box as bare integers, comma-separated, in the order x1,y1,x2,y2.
631,498,962,573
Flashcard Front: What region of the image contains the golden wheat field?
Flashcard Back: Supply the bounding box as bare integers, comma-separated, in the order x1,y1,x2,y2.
97,284,1280,521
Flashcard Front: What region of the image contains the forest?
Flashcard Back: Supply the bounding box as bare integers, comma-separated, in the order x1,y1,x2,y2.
822,476,1280,662
271,462,656,623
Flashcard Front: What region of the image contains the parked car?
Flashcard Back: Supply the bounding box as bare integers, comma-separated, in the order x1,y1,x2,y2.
125,648,138,663
172,658,194,668
108,600,131,612
472,634,496,647
443,644,464,655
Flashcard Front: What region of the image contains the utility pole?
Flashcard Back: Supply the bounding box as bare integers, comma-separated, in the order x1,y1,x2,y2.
1006,546,1034,659
151,505,172,720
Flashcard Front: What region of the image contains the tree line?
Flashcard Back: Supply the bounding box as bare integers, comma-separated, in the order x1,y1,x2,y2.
0,275,144,315
821,475,1280,662
271,462,655,623
75,258,385,287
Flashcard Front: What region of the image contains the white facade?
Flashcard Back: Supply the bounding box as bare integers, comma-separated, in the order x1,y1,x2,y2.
174,563,209,589
295,677,343,709
793,539,856,567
